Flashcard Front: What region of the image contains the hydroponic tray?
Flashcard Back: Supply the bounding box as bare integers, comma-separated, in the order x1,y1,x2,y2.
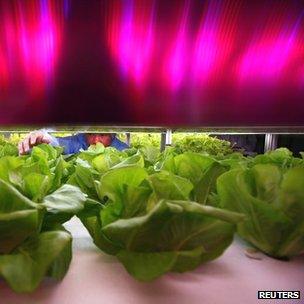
1,218,303,304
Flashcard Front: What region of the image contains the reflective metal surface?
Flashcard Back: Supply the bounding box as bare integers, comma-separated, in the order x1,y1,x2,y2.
0,125,304,134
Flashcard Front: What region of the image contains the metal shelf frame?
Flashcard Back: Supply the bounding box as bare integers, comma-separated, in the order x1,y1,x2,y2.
0,125,304,134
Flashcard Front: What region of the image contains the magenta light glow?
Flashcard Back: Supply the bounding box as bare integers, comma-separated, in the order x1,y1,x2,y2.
0,48,8,90
106,0,155,89
102,0,304,125
18,0,61,97
162,1,190,91
300,66,304,88
0,0,66,103
1,0,304,126
105,1,304,94
237,17,304,85
192,1,237,85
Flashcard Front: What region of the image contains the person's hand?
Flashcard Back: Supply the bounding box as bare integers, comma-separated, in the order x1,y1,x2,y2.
18,131,52,155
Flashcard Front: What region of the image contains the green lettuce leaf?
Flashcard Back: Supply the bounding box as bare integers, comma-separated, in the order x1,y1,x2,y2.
217,164,304,258
0,179,43,254
101,200,242,281
42,184,87,225
0,228,72,293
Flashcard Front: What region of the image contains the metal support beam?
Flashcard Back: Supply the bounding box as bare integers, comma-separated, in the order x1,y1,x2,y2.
165,129,172,146
160,132,166,151
125,132,131,146
264,134,278,152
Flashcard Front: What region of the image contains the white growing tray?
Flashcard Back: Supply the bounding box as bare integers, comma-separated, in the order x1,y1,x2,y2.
1,217,303,304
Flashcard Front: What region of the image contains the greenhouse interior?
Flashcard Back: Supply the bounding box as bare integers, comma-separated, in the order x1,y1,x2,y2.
0,1,304,304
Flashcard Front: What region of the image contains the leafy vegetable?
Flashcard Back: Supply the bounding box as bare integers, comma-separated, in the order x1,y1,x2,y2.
125,133,161,149
172,133,233,156
1,136,304,290
80,198,242,281
0,144,86,292
0,179,43,254
0,179,86,292
252,148,303,170
78,164,243,281
217,164,304,259
0,228,72,293
0,143,19,157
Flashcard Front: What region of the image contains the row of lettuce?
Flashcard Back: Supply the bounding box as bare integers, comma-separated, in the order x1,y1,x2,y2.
1,132,234,156
118,132,233,155
0,141,303,293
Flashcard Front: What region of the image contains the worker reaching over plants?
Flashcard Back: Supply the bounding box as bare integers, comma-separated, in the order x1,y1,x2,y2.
18,130,129,155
